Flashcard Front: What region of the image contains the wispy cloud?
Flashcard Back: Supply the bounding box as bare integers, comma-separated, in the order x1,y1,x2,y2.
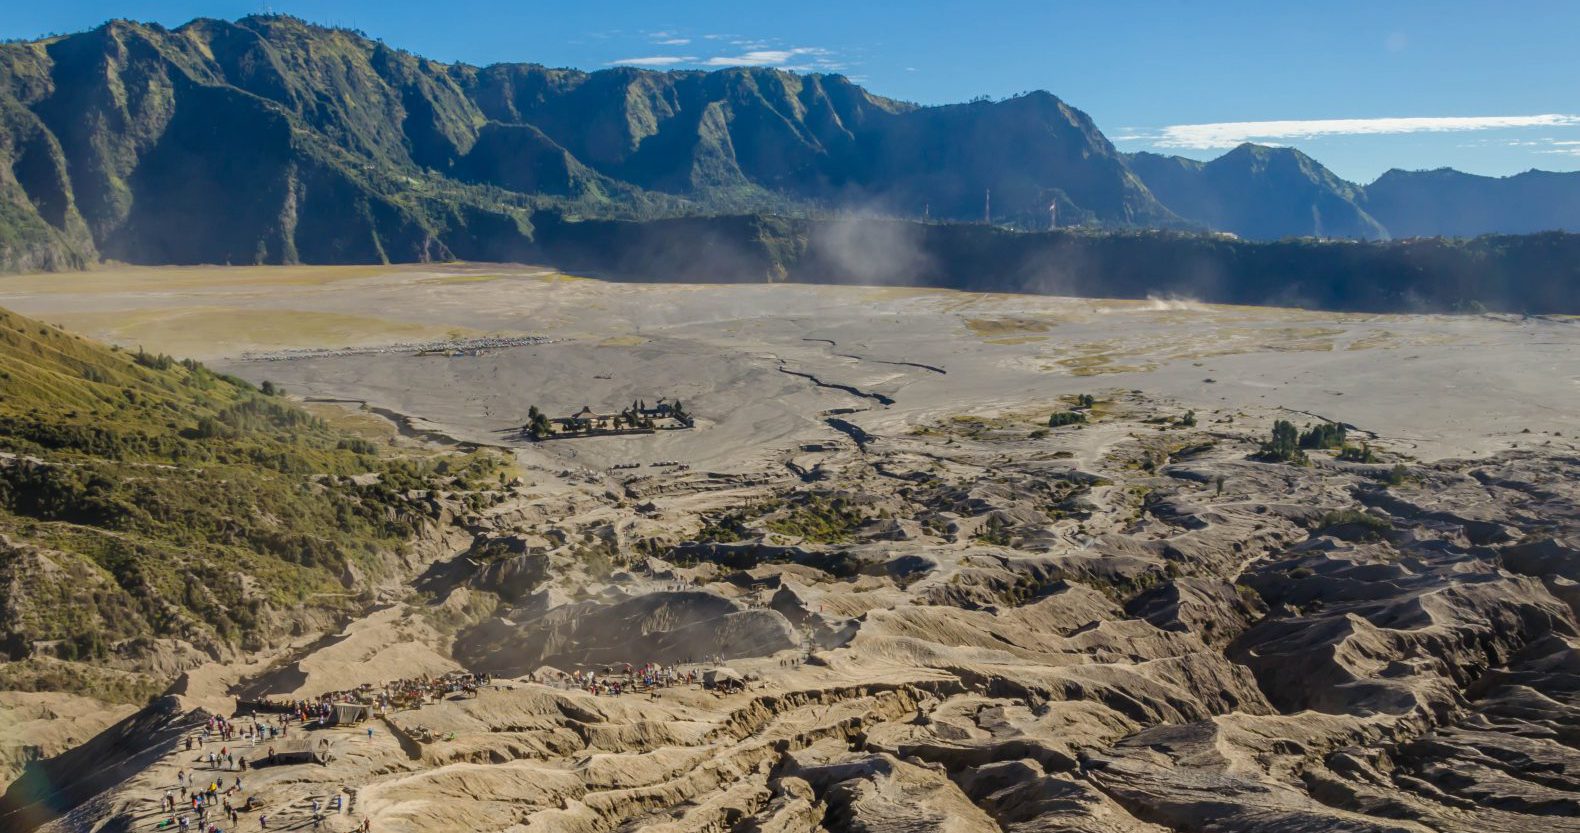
699,46,845,71
702,47,824,67
609,41,847,72
1121,115,1580,149
1539,139,1580,157
610,55,697,67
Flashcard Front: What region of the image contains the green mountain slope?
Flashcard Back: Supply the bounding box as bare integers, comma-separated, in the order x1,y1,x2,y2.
1126,144,1388,240
4,14,1579,270
0,305,503,702
0,15,1183,271
1363,167,1580,237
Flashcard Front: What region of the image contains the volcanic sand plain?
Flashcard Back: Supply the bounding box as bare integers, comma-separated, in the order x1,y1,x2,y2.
1,262,1574,468
6,263,1580,833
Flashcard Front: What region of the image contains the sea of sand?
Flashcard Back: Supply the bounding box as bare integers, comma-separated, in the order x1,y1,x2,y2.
2,262,1575,467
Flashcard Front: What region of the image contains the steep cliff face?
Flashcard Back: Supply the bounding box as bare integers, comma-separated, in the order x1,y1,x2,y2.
0,16,1186,272
0,45,97,272
0,18,532,269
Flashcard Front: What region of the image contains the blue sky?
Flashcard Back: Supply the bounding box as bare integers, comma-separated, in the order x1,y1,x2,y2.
7,0,1579,182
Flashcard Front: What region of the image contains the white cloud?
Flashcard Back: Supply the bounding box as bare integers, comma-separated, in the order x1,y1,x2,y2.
610,55,697,67
702,47,832,68
1133,115,1580,149
609,42,846,73
702,49,794,66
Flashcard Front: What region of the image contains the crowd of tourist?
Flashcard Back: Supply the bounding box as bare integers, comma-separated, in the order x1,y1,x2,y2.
243,671,493,720
153,706,370,830
146,662,755,831
564,662,701,696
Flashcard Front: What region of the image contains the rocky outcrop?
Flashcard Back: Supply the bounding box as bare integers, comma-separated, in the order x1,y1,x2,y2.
21,399,1580,833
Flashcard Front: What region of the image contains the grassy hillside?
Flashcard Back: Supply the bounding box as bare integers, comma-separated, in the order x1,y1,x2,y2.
0,306,504,702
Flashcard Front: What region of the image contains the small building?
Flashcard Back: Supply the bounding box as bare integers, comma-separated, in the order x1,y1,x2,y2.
327,702,372,725
703,667,745,692
532,398,693,440
247,737,333,767
557,406,614,432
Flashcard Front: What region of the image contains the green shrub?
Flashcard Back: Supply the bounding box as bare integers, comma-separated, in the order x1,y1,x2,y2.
1317,508,1392,535
765,494,868,543
974,514,1012,546
132,348,174,371
1048,410,1086,427
338,437,378,455
1299,422,1348,450
1337,443,1377,463
1383,464,1411,486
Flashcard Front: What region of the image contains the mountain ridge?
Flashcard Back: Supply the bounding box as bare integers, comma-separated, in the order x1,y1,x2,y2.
1126,143,1389,240
0,14,1578,272
0,13,1183,272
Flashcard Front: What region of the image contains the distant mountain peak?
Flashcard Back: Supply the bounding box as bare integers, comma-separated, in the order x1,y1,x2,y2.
1126,144,1383,239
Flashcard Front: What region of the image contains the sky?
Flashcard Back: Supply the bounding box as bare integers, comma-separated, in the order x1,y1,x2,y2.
6,0,1579,182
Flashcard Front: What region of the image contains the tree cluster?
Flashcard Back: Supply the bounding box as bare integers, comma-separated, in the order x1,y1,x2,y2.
1048,410,1087,427
524,405,553,438
1299,422,1348,450
1257,419,1307,463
